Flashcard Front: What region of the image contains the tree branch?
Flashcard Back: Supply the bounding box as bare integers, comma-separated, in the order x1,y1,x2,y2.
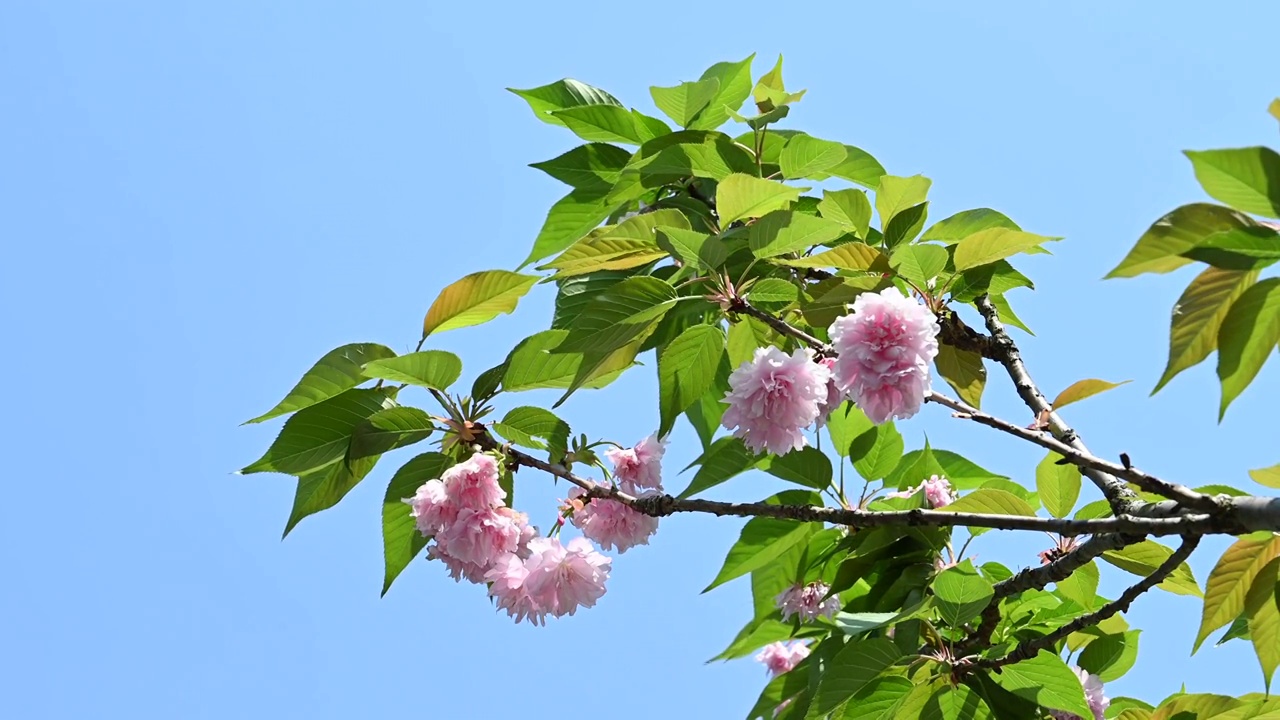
924,391,1219,512
972,295,1144,513
471,428,1266,535
956,533,1140,654
973,535,1201,672
729,298,833,355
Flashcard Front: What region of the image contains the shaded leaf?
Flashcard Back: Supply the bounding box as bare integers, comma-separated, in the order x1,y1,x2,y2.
659,325,726,437
529,143,632,191
704,517,815,592
284,454,379,536
521,188,617,268
348,407,435,461
1217,278,1280,419
679,436,761,498
381,452,451,594
242,389,397,475
766,446,833,490
934,344,986,408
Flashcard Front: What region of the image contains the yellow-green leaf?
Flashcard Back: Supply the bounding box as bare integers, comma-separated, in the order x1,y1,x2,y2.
935,488,1036,517
1036,451,1082,519
818,188,872,238
780,134,847,179
1195,532,1280,652
953,228,1057,271
716,173,804,225
1102,541,1202,598
934,344,986,408
1217,277,1280,419
649,78,720,128
244,343,397,424
422,270,539,337
772,243,890,272
1249,463,1280,489
748,211,847,258
1153,265,1260,394
1269,98,1280,125
1245,557,1280,691
1107,203,1265,278
1185,147,1280,219
875,175,931,229
1051,378,1131,409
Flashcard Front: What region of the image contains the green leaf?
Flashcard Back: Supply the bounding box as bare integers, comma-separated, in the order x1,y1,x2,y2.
1079,630,1141,682
688,54,755,131
552,105,665,145
891,244,949,288
933,560,995,627
625,131,757,189
821,146,886,190
1051,378,1130,409
883,202,929,249
508,79,621,126
529,143,632,191
749,211,848,258
934,344,986,408
361,351,462,390
245,343,396,424
1195,532,1280,652
502,329,635,391
986,294,1033,335
773,242,890,272
1185,147,1280,218
714,618,796,664
834,611,900,636
704,517,815,592
348,407,435,461
840,677,915,719
284,453,379,537
554,276,678,354
875,175,932,229
850,423,904,482
1182,225,1280,270
1106,203,1262,278
656,227,727,271
1245,557,1280,692
470,363,505,401
1217,277,1280,418
380,452,451,595
1102,541,1203,599
747,278,798,303
491,406,570,460
1153,265,1261,393
1036,451,1082,519
886,448,1007,491
819,189,873,238
921,684,993,720
242,389,397,475
1150,694,1242,720
780,135,847,179
541,230,665,277
827,401,873,458
807,638,903,719
521,187,617,268
717,173,804,225
659,325,726,437
935,488,1037,517
650,78,721,128
422,271,539,337
948,261,1034,303
922,208,1019,242
679,436,762,498
1055,561,1100,611
766,446,833,490
991,649,1093,720
953,228,1057,271
552,272,627,329
1249,463,1280,489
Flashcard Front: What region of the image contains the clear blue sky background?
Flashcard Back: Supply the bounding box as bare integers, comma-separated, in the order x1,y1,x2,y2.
3,2,1278,718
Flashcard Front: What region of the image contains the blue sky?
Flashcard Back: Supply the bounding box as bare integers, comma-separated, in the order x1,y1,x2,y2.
2,2,1278,718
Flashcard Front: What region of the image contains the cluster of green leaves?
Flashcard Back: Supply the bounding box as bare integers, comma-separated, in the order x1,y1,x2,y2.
1108,109,1280,419
242,58,1280,719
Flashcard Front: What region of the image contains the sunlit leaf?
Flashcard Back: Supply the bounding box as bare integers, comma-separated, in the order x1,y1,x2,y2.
953,228,1057,271
780,134,847,179
1051,378,1130,409
1217,277,1280,419
650,78,721,128
348,407,435,461
1185,147,1280,219
508,79,621,126
875,175,931,229
704,517,815,592
1153,265,1260,393
991,650,1093,720
659,325,726,437
934,344,986,408
1103,541,1202,598
245,343,396,424
362,351,462,390
1106,203,1262,278
718,174,805,225
381,452,451,594
422,270,540,337
1036,451,1082,519
749,211,848,258
1195,532,1280,652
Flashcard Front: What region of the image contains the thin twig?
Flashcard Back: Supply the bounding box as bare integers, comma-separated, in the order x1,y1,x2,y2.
729,298,833,355
972,535,1201,671
924,392,1217,511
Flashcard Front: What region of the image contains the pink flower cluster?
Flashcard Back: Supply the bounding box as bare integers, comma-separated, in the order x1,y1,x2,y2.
721,347,832,456
755,641,810,677
567,435,666,552
407,453,611,624
775,581,841,623
1048,666,1109,720
889,475,956,508
829,287,940,425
